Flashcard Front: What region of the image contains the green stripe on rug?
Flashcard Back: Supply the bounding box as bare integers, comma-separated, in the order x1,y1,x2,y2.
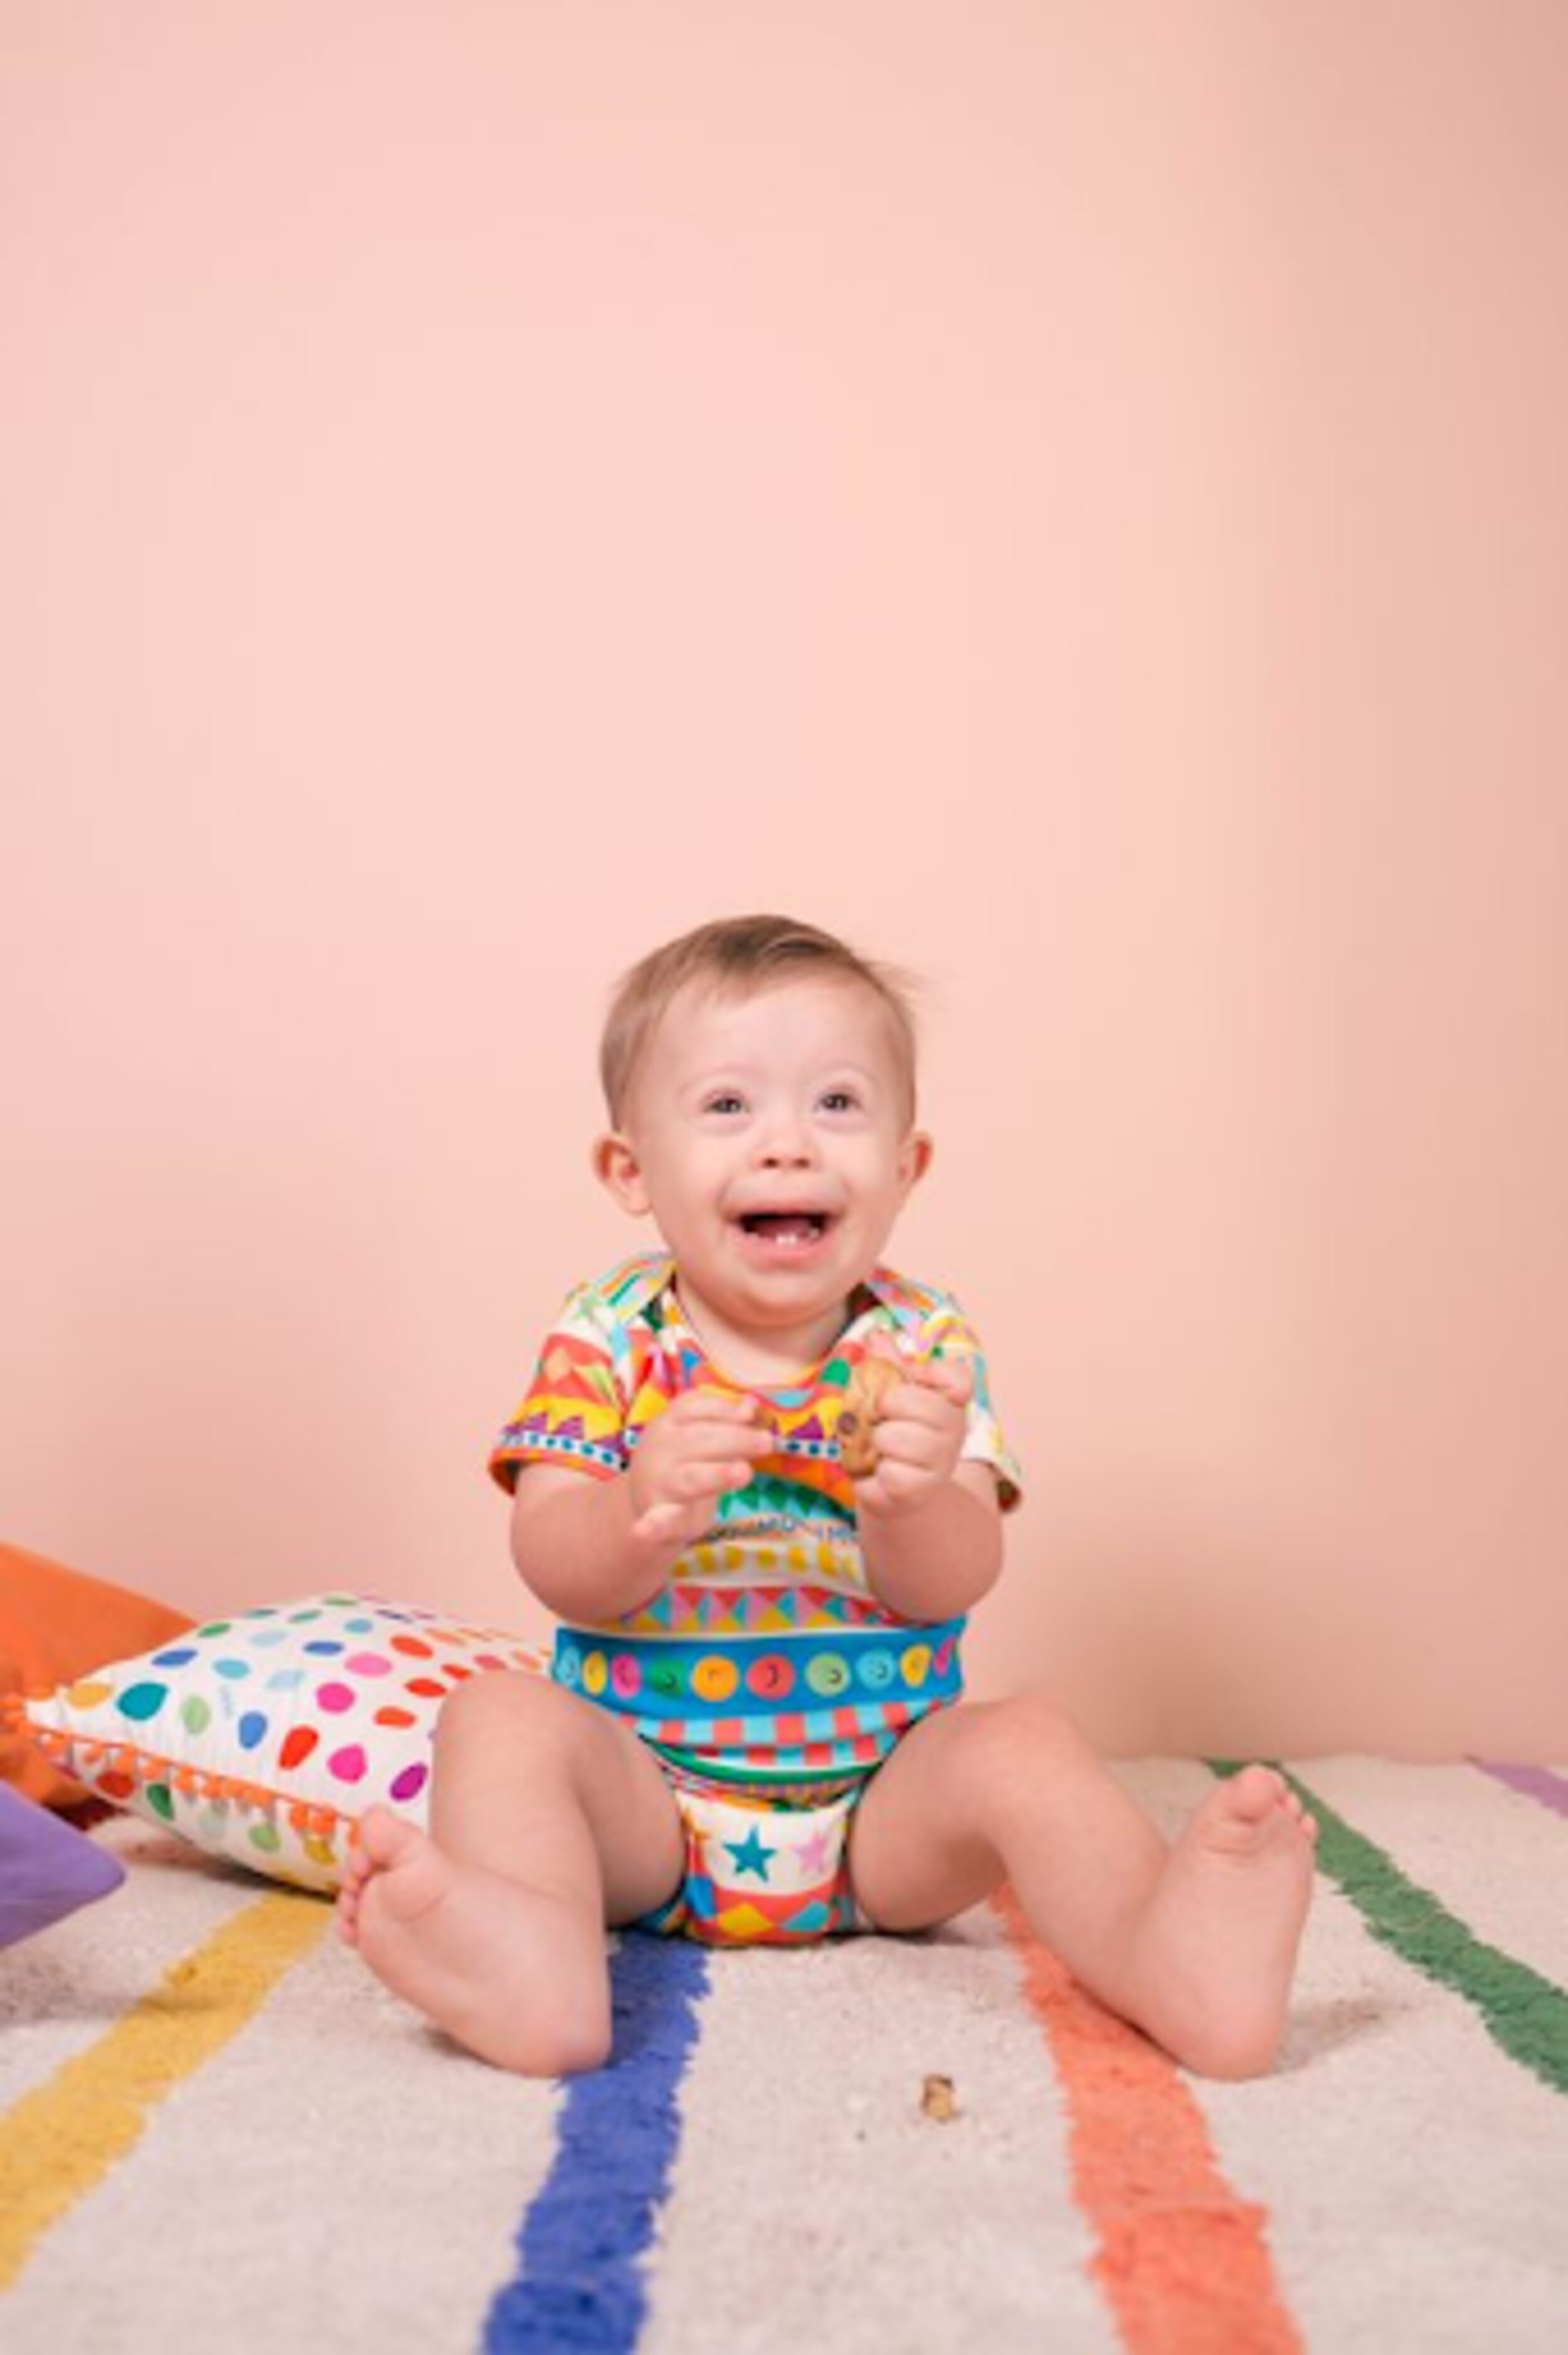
1207,1760,1568,2098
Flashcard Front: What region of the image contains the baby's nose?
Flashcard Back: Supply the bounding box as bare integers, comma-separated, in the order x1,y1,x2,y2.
756,1121,816,1166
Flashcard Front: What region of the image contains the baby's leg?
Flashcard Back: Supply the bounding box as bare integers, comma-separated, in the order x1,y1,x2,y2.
337,1672,684,2075
847,1698,1316,2080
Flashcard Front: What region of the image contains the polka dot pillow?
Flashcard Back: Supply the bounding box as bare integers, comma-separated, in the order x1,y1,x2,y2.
5,1592,548,1894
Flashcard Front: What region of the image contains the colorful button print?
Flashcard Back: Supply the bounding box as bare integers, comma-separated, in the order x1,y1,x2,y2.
746,1655,796,1699
691,1656,740,1704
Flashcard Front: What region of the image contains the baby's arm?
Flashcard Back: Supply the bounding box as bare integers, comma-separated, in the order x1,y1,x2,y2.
857,1464,1003,1619
852,1358,1004,1620
509,1391,773,1622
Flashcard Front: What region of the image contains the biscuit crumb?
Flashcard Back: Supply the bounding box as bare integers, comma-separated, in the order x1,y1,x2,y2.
920,2073,958,2122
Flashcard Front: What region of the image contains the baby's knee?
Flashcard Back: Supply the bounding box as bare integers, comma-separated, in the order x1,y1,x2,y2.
960,1691,1090,1783
433,1665,579,1757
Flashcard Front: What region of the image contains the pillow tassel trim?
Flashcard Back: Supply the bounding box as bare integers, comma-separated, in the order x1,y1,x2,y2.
5,1694,354,1842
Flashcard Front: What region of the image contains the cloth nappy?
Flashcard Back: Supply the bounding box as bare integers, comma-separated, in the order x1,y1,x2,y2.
638,1767,869,1946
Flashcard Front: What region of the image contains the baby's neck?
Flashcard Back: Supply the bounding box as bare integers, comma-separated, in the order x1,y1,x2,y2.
672,1281,854,1391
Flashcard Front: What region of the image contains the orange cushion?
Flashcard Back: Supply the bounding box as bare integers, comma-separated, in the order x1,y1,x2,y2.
0,1542,194,1809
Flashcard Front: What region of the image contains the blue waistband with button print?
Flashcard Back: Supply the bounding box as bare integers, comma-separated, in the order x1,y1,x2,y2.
551,1619,966,1738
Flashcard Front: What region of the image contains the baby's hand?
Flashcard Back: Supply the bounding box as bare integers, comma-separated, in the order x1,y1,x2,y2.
851,1354,974,1518
629,1389,775,1551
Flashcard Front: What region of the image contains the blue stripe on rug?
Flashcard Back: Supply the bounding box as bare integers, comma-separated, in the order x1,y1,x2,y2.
482,1935,710,2354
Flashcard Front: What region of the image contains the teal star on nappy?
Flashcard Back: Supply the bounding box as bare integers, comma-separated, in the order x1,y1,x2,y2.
723,1826,776,1881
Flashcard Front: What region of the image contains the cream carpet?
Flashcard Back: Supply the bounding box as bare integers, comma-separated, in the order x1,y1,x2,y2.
3,1757,1566,2354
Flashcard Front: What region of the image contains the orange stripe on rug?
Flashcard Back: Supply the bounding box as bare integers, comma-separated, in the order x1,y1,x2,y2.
993,1886,1302,2355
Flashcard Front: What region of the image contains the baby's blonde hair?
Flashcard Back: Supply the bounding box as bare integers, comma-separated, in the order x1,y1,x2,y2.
601,915,919,1127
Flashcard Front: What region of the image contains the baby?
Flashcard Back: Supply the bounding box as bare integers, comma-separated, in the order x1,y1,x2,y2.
339,914,1316,2076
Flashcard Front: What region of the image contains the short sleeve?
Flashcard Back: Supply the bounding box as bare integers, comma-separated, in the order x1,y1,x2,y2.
487,1282,632,1492
914,1294,1024,1512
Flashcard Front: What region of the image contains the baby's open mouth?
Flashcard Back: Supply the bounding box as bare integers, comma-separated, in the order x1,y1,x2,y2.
738,1212,830,1247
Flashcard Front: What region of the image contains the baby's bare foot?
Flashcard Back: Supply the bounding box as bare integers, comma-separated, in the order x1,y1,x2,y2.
1134,1765,1318,2079
337,1805,611,2076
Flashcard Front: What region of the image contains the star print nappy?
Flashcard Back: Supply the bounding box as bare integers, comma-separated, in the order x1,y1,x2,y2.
638,1765,869,1947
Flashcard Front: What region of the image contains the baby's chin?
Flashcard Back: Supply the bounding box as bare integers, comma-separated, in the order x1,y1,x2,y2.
676,1234,867,1339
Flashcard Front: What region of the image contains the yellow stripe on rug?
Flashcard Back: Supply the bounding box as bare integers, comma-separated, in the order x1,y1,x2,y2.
0,1889,329,2290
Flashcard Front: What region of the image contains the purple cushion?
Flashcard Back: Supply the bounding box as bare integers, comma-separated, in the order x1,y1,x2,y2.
0,1783,125,1947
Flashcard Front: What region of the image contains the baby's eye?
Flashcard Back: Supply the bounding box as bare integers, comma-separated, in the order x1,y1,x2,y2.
704,1092,746,1117
818,1088,859,1114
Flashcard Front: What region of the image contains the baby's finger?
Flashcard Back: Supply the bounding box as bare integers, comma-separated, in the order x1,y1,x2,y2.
664,1457,756,1502
854,1457,928,1512
635,1459,740,1529
633,1501,688,1543
633,1453,755,1542
669,1388,772,1425
676,1423,774,1467
865,1418,952,1478
874,1377,967,1437
908,1354,975,1408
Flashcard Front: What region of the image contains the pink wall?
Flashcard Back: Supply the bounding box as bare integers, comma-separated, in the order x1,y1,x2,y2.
4,3,1564,1758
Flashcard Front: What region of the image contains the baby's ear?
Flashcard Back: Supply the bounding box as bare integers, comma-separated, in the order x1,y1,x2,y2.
592,1132,651,1216
900,1130,935,1193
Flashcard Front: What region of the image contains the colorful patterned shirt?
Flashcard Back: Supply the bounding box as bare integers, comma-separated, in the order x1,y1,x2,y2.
489,1253,1022,1787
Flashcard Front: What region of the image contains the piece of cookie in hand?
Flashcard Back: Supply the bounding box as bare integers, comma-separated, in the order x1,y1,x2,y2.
836,1354,904,1479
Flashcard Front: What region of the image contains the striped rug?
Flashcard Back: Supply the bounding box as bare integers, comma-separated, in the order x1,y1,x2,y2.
3,1759,1565,2352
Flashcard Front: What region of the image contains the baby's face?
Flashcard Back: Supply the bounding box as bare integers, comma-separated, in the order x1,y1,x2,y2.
600,975,929,1350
